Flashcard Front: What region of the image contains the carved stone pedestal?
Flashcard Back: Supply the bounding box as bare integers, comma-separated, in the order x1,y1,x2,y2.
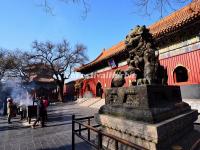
96,111,198,150
96,85,198,150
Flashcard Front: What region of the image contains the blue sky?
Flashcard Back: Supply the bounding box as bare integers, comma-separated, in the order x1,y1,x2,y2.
0,0,190,61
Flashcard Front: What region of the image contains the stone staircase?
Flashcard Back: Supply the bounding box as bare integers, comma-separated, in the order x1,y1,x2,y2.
76,97,105,109
89,99,105,109
183,99,200,123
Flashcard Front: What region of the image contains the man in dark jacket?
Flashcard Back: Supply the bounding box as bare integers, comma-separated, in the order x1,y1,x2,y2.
31,99,45,128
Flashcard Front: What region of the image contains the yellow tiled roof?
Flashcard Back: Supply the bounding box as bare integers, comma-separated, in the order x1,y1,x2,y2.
76,0,200,72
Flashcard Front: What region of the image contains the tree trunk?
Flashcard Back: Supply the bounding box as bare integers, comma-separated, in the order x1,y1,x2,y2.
57,81,64,102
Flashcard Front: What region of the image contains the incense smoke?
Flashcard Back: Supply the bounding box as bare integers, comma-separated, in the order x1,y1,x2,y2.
2,80,33,106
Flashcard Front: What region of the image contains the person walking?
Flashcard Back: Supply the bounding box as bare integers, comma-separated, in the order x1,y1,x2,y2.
42,96,49,121
7,98,13,124
31,98,45,128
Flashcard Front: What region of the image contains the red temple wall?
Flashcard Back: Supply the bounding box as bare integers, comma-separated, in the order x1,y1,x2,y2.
76,49,200,98
81,65,136,97
160,49,200,85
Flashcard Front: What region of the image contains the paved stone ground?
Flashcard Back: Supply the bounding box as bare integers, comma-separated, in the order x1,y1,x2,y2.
0,103,98,150
1,102,200,150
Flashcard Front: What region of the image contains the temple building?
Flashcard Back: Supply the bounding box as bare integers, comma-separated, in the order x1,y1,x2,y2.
74,1,200,99
24,63,58,102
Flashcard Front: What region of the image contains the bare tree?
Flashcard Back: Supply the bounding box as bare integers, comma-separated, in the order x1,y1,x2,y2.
6,51,34,82
0,49,7,81
0,49,37,83
132,0,196,18
32,40,88,102
37,0,90,19
39,0,197,18
0,49,21,81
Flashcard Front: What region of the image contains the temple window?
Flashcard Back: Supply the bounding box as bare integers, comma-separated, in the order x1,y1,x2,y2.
86,84,90,91
173,66,188,83
96,82,103,98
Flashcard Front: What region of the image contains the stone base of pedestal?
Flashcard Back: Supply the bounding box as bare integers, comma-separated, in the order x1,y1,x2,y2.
95,110,198,150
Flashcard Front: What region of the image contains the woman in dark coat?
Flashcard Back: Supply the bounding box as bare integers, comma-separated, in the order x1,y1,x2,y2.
31,99,45,128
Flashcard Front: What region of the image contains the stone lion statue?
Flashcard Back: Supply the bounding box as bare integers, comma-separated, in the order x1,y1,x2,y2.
112,25,167,87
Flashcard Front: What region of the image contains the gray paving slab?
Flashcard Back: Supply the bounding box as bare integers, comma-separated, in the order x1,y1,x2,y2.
0,103,98,150
1,101,200,150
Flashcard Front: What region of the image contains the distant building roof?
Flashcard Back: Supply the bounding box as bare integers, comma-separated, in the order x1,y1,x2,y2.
30,76,55,83
25,63,55,83
76,0,200,72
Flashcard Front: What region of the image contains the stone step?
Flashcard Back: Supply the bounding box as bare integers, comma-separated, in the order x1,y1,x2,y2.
78,98,101,107
183,99,200,123
75,98,90,104
89,99,105,109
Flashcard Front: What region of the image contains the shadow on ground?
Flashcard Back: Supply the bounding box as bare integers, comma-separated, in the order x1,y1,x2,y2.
41,141,93,150
175,126,200,149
